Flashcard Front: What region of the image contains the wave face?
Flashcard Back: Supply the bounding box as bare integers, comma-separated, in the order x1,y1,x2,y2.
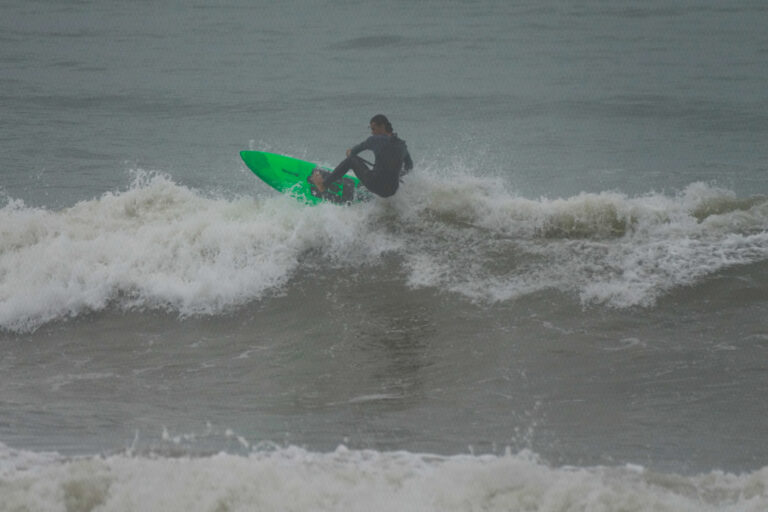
1,170,767,332
2,443,767,512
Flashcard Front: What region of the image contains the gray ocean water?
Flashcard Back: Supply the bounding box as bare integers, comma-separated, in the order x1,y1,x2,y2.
2,1,768,510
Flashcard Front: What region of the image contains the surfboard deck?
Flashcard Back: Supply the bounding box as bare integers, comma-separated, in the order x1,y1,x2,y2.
240,151,362,205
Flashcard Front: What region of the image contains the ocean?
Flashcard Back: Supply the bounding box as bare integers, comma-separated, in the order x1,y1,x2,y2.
2,1,768,510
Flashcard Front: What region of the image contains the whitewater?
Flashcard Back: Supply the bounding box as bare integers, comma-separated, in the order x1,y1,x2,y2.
3,442,768,512
2,170,766,334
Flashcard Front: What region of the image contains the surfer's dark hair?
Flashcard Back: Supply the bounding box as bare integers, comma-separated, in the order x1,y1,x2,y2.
370,114,393,133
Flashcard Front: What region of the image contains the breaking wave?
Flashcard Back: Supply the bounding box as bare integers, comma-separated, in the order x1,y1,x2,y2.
1,442,767,512
1,169,766,332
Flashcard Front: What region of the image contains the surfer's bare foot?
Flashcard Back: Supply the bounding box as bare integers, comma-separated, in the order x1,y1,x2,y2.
309,170,326,192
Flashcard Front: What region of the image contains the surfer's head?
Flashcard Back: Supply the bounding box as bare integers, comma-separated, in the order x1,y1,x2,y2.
370,114,393,135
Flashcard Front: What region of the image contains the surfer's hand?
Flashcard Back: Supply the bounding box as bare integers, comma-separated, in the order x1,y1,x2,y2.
346,149,352,157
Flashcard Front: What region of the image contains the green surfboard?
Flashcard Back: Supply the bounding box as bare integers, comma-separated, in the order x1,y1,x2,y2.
240,151,362,205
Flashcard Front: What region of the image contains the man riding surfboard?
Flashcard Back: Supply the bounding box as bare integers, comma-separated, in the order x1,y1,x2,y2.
309,114,413,199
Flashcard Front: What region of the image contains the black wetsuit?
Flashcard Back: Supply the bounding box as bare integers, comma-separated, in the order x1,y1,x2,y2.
322,134,413,198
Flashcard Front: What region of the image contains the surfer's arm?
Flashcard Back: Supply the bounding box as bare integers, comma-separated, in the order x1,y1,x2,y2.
403,149,413,172
348,137,374,157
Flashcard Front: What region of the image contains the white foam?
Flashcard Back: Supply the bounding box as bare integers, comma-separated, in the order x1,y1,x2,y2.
1,443,767,512
393,171,768,307
1,170,766,332
0,172,386,332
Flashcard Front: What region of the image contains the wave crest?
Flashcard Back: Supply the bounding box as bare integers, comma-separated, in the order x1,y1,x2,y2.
1,171,766,332
2,443,767,512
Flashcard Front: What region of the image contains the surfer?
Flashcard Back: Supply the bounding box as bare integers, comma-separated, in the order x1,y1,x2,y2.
309,114,413,198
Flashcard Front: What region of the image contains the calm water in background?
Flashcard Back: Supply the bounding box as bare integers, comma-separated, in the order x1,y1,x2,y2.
2,1,768,510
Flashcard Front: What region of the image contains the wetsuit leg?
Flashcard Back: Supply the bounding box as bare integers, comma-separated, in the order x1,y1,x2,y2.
324,156,370,185
325,156,395,197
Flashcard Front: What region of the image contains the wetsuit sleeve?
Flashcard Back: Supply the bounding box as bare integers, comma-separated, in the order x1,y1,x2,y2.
403,148,413,172
349,136,375,156
321,137,375,188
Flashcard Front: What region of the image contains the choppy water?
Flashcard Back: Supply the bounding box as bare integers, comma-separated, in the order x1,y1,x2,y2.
2,1,768,510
